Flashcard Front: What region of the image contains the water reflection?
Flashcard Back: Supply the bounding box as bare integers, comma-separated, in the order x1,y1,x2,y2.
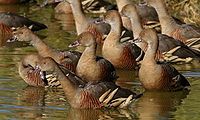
135,91,189,120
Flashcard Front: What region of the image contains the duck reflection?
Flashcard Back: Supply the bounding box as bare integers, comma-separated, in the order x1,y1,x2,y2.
16,86,140,119
135,91,189,120
66,108,139,120
18,86,46,106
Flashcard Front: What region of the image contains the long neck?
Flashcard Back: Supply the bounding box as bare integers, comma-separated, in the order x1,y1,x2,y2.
79,44,97,63
29,35,60,60
105,20,122,46
151,0,179,35
143,39,158,64
129,10,143,39
54,65,77,101
70,0,89,35
116,0,132,11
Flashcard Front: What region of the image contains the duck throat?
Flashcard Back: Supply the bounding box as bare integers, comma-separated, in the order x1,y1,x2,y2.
143,41,158,64
54,66,77,101
30,36,57,59
69,0,89,35
79,44,97,64
129,10,143,39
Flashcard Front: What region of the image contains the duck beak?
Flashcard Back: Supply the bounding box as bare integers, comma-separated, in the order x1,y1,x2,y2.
68,40,81,48
6,35,17,42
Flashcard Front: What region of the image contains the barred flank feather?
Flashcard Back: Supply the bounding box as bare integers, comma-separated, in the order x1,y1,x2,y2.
171,28,187,43
80,90,102,109
119,45,137,69
0,23,12,46
27,69,46,87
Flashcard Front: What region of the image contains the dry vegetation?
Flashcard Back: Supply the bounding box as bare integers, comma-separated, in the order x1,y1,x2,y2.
165,0,200,26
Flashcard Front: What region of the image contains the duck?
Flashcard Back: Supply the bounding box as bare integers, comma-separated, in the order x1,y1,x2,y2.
0,12,47,31
69,32,117,82
138,29,190,91
19,54,85,88
146,0,200,50
0,0,30,4
115,0,159,31
121,4,200,63
102,10,143,69
13,27,81,72
0,23,13,46
36,56,142,109
67,0,110,36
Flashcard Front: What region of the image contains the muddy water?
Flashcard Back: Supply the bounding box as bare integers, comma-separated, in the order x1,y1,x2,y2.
0,1,200,120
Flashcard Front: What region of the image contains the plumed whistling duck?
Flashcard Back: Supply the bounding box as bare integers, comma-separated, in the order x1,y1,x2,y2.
69,32,118,82
102,10,144,69
146,0,200,50
121,4,200,63
36,56,142,109
116,0,159,31
138,29,190,91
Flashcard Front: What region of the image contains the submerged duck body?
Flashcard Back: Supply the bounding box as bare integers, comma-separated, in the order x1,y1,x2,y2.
36,57,142,109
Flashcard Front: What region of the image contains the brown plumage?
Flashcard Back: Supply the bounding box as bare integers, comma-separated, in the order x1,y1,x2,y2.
13,27,81,72
139,29,190,91
116,0,159,31
121,4,200,62
18,54,48,87
67,0,110,45
146,0,200,46
0,23,12,46
36,57,141,109
102,10,143,69
70,32,117,82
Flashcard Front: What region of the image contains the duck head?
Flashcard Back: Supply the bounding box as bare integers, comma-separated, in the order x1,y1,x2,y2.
103,10,122,26
69,32,96,48
12,27,34,42
139,28,158,45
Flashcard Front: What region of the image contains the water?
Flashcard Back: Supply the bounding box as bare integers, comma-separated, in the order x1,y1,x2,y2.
0,1,200,120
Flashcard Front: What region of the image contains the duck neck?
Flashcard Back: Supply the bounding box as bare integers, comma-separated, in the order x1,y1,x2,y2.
54,66,77,101
129,10,143,39
116,0,132,11
143,39,158,64
80,44,97,63
29,35,59,59
151,0,179,35
70,0,89,35
105,20,122,46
